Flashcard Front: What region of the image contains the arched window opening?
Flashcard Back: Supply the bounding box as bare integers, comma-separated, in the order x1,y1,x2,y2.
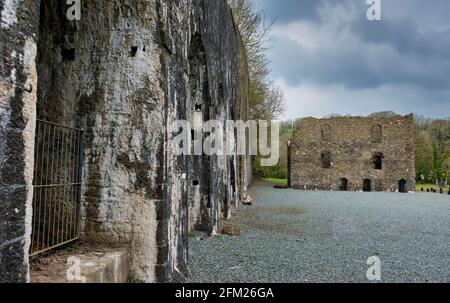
321,151,331,169
188,33,209,119
372,152,384,170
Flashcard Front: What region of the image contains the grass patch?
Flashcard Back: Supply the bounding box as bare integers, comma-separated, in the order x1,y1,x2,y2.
263,178,288,186
416,183,449,192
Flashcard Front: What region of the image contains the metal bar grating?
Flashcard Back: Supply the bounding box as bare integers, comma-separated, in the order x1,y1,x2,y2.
30,120,84,256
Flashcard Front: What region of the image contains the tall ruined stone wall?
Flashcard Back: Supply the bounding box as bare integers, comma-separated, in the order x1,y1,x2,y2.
37,0,170,282
0,0,40,283
0,0,250,283
290,114,416,192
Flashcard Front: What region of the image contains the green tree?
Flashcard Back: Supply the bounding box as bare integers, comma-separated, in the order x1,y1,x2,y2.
253,121,294,179
229,0,286,179
429,120,450,182
415,116,450,184
415,130,434,182
228,0,285,121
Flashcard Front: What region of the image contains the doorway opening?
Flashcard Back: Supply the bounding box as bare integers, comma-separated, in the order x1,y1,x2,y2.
363,179,372,192
340,178,348,191
30,120,84,256
399,179,407,193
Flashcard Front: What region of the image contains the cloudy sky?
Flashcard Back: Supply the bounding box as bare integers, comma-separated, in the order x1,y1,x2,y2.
255,0,450,119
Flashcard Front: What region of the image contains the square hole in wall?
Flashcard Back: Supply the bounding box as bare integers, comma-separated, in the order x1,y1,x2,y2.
130,46,138,57
61,48,75,61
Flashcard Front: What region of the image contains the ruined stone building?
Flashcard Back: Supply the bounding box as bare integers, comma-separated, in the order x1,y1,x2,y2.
1,0,251,283
289,115,415,193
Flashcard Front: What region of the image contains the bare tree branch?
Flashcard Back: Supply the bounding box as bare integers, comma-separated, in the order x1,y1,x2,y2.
228,0,285,120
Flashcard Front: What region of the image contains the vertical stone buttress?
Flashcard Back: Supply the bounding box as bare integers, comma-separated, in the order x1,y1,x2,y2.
0,0,41,283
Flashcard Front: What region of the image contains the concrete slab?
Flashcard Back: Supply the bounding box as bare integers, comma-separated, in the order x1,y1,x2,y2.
31,244,129,283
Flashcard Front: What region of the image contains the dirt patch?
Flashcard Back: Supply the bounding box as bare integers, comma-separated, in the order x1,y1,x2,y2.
230,207,305,237
30,241,127,283
222,225,241,236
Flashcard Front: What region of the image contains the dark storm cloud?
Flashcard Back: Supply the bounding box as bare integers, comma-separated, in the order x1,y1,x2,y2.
253,0,450,118
352,9,450,59
256,0,450,100
269,33,450,90
257,0,322,23
268,36,384,89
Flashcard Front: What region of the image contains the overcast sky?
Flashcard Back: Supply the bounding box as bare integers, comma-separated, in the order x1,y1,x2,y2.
255,0,450,119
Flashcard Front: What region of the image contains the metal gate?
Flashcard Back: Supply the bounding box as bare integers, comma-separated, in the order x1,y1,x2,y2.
30,120,84,256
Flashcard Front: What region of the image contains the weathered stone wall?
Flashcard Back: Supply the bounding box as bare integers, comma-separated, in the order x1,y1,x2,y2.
0,0,249,283
0,0,40,283
36,0,169,282
290,115,416,192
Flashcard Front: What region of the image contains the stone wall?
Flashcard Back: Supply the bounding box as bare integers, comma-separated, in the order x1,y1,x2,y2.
0,0,250,283
0,0,41,283
290,114,416,192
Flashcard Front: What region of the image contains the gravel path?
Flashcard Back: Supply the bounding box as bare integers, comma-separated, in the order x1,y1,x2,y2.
188,183,450,283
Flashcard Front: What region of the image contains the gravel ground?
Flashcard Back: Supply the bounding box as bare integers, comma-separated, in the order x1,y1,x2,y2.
188,182,450,283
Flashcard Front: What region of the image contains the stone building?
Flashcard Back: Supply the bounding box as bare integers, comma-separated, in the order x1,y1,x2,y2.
289,114,415,193
0,0,251,283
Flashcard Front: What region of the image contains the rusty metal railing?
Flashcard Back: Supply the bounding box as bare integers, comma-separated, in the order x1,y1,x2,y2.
30,120,84,256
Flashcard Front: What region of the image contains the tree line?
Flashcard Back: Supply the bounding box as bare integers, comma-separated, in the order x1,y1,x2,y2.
228,0,285,121
415,115,450,184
